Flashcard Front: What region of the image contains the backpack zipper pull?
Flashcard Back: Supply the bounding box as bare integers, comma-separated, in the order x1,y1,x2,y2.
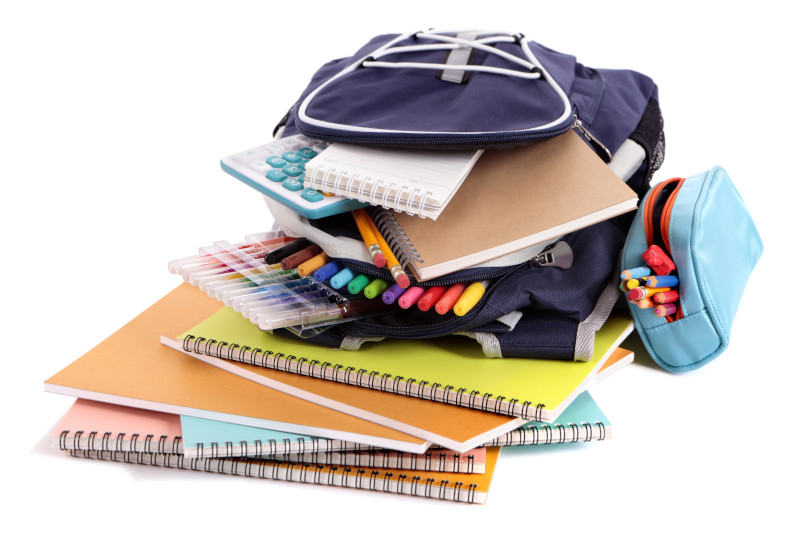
530,241,573,269
574,118,612,163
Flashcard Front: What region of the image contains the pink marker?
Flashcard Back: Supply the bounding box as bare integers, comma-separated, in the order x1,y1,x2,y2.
397,286,425,309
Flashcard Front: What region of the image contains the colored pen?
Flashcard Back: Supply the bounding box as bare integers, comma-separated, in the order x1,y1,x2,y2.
645,275,679,288
281,244,323,270
454,281,489,316
352,208,387,268
398,286,425,309
296,252,330,278
312,260,343,282
363,278,389,299
330,267,356,289
435,283,467,315
416,286,447,312
263,238,311,265
621,266,651,280
347,274,372,295
381,283,406,305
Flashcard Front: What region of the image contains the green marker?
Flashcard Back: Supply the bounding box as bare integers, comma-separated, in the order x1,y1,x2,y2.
363,278,389,299
347,274,372,295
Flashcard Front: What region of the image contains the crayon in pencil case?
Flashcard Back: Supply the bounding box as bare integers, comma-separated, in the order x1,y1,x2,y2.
454,281,489,316
652,290,680,304
435,283,467,315
645,275,679,288
417,286,447,312
620,266,651,280
636,298,655,309
281,244,324,271
654,303,678,317
381,283,406,305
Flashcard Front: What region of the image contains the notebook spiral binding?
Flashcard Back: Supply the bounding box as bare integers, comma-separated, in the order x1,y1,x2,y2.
370,206,422,266
58,429,183,455
308,166,434,218
64,449,486,504
182,334,546,421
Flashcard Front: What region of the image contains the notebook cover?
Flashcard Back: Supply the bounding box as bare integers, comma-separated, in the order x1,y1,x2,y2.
387,130,638,280
44,283,522,453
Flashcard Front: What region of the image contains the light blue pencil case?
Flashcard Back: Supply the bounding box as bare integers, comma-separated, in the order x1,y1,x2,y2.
621,166,763,372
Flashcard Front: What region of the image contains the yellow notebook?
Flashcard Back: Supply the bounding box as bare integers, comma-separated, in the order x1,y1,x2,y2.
170,303,633,424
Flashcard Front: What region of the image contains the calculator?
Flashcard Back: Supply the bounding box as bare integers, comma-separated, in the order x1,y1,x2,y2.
220,135,368,219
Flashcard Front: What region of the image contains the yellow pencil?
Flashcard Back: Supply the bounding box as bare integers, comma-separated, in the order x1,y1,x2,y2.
351,209,387,268
363,210,411,289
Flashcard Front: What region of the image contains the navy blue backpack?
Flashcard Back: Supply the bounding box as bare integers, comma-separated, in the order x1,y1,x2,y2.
268,30,665,360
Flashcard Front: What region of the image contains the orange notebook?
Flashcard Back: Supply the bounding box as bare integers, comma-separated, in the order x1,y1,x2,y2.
44,283,524,453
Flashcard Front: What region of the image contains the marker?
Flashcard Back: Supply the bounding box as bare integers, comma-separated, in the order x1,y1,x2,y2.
654,303,678,317
281,244,323,270
263,238,311,265
296,252,329,277
352,209,387,268
454,281,489,316
330,267,356,289
645,275,679,288
347,274,372,295
653,290,680,304
416,286,447,312
381,283,406,305
312,260,342,283
398,286,425,309
363,278,389,299
621,266,651,280
435,283,467,315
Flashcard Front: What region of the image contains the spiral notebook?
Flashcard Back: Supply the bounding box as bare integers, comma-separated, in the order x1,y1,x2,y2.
44,283,526,454
61,446,500,505
168,303,634,423
53,399,488,472
372,130,639,281
304,143,482,220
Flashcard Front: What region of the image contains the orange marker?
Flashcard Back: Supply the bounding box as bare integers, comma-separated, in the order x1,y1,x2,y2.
296,252,329,277
435,283,467,315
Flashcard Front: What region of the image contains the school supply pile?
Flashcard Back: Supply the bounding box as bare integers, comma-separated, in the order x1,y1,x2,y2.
43,29,762,503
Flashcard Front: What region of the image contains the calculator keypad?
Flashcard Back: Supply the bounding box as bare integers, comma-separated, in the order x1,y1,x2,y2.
220,135,368,219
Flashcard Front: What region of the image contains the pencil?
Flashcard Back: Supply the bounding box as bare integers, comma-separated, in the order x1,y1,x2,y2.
365,210,411,289
352,209,387,268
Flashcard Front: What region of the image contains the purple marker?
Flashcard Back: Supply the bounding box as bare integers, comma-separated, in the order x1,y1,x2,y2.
381,283,406,305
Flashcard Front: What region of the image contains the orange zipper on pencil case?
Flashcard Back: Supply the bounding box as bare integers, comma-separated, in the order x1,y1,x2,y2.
642,177,684,321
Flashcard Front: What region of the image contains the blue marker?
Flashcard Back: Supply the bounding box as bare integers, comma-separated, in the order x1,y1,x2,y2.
312,260,343,283
330,267,356,289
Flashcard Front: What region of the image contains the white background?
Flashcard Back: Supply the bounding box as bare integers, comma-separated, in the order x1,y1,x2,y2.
2,1,796,530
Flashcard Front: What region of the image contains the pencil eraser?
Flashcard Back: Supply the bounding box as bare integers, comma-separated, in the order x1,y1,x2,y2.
373,253,387,269
396,273,411,289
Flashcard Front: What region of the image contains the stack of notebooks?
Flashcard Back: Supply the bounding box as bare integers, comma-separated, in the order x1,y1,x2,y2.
44,129,640,504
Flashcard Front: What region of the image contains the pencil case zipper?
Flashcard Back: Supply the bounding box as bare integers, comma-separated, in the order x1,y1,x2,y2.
640,177,685,321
